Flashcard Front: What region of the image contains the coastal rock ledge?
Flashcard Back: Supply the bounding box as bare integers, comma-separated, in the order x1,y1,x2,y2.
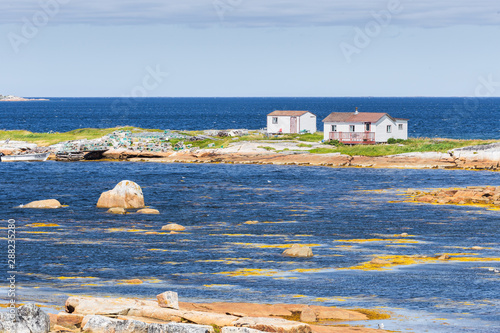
97,180,145,209
63,296,381,333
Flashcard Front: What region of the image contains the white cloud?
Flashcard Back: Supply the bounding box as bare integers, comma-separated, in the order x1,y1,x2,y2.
1,0,499,27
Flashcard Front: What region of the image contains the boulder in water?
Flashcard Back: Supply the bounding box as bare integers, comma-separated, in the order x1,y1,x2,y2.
22,199,62,209
97,181,145,209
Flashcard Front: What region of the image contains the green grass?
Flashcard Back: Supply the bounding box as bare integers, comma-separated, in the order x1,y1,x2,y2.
310,138,497,156
0,127,167,146
258,146,277,151
297,143,313,148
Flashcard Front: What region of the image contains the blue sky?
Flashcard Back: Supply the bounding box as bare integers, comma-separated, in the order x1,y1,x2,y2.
1,0,499,97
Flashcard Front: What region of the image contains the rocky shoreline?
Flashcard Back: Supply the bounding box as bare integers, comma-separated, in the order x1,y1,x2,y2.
0,294,387,333
99,143,500,171
405,185,500,208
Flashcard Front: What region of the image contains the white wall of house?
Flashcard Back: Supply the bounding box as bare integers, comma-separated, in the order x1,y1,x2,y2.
374,116,407,142
395,120,408,140
267,116,292,133
298,113,317,133
267,113,316,134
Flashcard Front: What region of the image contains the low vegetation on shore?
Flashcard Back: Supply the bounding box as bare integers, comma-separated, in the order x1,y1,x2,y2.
0,127,497,156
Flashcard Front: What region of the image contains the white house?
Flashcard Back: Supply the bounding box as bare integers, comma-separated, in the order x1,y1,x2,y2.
267,111,317,134
322,108,408,144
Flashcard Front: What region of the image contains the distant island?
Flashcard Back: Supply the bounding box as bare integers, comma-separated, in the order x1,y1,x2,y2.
0,94,48,101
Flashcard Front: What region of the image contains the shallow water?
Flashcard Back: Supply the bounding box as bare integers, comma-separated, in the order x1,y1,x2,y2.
1,162,499,332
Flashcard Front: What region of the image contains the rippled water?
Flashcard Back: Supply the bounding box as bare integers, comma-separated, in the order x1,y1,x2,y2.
1,97,499,139
1,162,499,332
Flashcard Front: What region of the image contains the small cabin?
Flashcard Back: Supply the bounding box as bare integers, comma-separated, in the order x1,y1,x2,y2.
322,108,408,144
267,111,317,134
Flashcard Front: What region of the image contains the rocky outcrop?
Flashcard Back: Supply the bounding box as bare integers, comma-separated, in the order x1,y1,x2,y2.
21,199,62,209
97,181,145,209
408,186,500,207
161,224,186,231
451,143,500,170
65,296,381,333
282,245,313,258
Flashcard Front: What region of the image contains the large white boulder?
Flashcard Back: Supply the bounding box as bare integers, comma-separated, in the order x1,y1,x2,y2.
97,180,145,209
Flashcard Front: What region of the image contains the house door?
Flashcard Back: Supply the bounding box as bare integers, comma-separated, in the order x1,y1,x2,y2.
290,117,298,133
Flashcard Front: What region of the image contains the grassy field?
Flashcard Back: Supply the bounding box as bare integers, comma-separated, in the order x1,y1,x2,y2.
310,138,497,156
0,127,497,156
0,127,160,146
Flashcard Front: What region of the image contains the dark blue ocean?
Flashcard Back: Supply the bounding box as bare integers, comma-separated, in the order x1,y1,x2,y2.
1,97,499,139
0,98,499,332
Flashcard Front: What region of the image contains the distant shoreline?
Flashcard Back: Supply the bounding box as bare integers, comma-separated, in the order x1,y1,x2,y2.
0,95,49,102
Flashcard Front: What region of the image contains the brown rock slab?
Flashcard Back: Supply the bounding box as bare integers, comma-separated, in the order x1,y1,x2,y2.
96,180,145,209
300,306,317,322
65,296,157,315
22,199,62,209
234,316,311,333
56,313,84,329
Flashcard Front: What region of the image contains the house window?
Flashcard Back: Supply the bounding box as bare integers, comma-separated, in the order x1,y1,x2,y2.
365,123,371,131
350,125,355,132
272,117,278,124
331,125,337,132
387,125,392,133
398,124,403,130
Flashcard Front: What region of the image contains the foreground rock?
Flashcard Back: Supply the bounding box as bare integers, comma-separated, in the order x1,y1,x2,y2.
408,186,500,207
157,291,179,310
21,199,62,209
65,296,376,332
0,304,50,333
97,180,145,209
282,245,313,258
83,315,149,333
